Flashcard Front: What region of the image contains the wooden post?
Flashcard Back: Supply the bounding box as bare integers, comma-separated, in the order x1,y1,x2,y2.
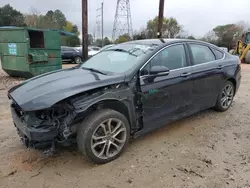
101,2,104,47
82,0,88,60
157,0,165,38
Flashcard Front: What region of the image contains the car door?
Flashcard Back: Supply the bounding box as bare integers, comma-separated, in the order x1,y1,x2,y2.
187,43,225,111
139,43,193,132
61,48,67,60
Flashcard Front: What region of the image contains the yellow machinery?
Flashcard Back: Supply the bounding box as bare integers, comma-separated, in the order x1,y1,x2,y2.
231,32,250,64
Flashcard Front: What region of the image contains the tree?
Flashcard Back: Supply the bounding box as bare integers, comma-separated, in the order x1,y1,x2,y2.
94,39,103,47
133,29,147,40
0,4,26,26
212,24,245,48
200,30,218,45
40,9,66,29
103,37,112,45
88,34,94,45
71,25,80,35
164,17,182,38
115,34,131,44
146,16,166,38
146,16,182,38
61,21,80,47
64,21,73,32
187,36,196,40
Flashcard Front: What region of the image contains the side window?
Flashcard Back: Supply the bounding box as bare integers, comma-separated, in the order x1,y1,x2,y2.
212,48,224,59
189,44,215,65
141,44,187,75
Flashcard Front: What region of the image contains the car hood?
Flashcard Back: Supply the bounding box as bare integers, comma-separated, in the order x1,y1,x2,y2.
8,68,125,111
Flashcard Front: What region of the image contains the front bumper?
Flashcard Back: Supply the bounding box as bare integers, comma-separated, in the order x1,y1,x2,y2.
11,107,58,149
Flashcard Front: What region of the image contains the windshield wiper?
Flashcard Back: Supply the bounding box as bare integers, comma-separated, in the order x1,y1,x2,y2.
81,67,107,75
106,49,138,57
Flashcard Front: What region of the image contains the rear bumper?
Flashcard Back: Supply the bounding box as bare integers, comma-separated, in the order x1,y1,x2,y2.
235,66,241,93
236,75,241,93
11,107,58,149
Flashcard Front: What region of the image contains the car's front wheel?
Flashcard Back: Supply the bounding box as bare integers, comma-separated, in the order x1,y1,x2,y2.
77,109,130,164
214,81,235,111
74,56,82,64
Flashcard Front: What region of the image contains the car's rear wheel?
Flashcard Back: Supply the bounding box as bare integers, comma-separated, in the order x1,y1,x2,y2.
77,109,130,164
74,56,82,64
214,81,235,111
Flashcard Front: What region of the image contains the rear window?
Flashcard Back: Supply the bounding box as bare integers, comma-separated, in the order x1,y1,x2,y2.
189,44,216,65
212,48,224,59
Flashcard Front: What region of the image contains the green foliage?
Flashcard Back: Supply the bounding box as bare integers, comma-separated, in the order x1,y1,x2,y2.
24,9,67,30
0,4,26,26
94,39,103,47
115,34,131,44
92,37,111,47
88,34,94,45
23,8,80,47
213,24,244,48
187,36,196,39
133,30,147,40
200,24,245,48
61,35,80,47
146,16,182,38
103,37,112,45
44,9,66,30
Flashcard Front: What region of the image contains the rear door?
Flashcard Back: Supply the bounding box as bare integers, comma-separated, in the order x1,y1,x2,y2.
140,43,194,132
187,43,225,111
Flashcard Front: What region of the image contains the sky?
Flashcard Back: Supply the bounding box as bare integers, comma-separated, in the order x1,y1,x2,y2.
0,0,250,38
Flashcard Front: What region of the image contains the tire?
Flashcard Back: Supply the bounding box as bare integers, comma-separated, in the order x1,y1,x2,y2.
74,56,82,64
77,109,130,164
214,81,235,112
229,49,234,54
245,51,250,64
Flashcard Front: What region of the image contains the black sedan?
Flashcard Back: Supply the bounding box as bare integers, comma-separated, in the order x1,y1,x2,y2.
61,46,82,64
8,39,241,164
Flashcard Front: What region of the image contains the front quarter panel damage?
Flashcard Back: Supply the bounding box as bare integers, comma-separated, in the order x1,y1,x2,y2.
70,83,138,133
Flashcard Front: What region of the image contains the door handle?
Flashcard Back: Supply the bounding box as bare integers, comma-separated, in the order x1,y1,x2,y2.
180,72,191,77
217,65,223,69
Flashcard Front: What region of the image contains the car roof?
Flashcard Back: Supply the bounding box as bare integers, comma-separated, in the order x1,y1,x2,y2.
124,38,217,47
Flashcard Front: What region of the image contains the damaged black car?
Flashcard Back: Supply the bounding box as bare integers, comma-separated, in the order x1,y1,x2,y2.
8,39,241,164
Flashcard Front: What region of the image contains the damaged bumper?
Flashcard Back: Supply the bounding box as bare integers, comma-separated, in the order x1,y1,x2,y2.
11,106,58,150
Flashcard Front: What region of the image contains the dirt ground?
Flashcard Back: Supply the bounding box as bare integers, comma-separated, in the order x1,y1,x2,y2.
0,63,250,188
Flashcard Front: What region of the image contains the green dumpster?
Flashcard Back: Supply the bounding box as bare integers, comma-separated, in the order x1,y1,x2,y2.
0,27,62,78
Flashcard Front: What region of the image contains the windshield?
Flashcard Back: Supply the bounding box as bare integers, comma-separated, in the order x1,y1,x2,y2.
81,43,158,73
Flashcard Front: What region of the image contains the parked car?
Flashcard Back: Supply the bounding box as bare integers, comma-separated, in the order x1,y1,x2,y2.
100,44,114,52
74,46,101,58
8,39,241,164
88,46,101,57
61,46,82,64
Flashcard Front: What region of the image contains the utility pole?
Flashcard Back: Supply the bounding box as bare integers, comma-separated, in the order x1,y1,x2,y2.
101,2,104,47
82,0,88,60
157,0,165,38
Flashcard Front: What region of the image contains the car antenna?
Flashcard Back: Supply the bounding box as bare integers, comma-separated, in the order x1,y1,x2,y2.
159,38,165,43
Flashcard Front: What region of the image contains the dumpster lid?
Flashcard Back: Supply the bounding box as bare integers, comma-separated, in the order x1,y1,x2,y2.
0,26,76,36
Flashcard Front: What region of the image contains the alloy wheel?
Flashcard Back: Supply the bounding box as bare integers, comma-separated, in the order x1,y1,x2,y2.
221,83,234,109
75,57,82,64
91,118,127,159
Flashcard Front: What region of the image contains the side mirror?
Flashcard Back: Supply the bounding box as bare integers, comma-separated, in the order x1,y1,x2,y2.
149,66,170,76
